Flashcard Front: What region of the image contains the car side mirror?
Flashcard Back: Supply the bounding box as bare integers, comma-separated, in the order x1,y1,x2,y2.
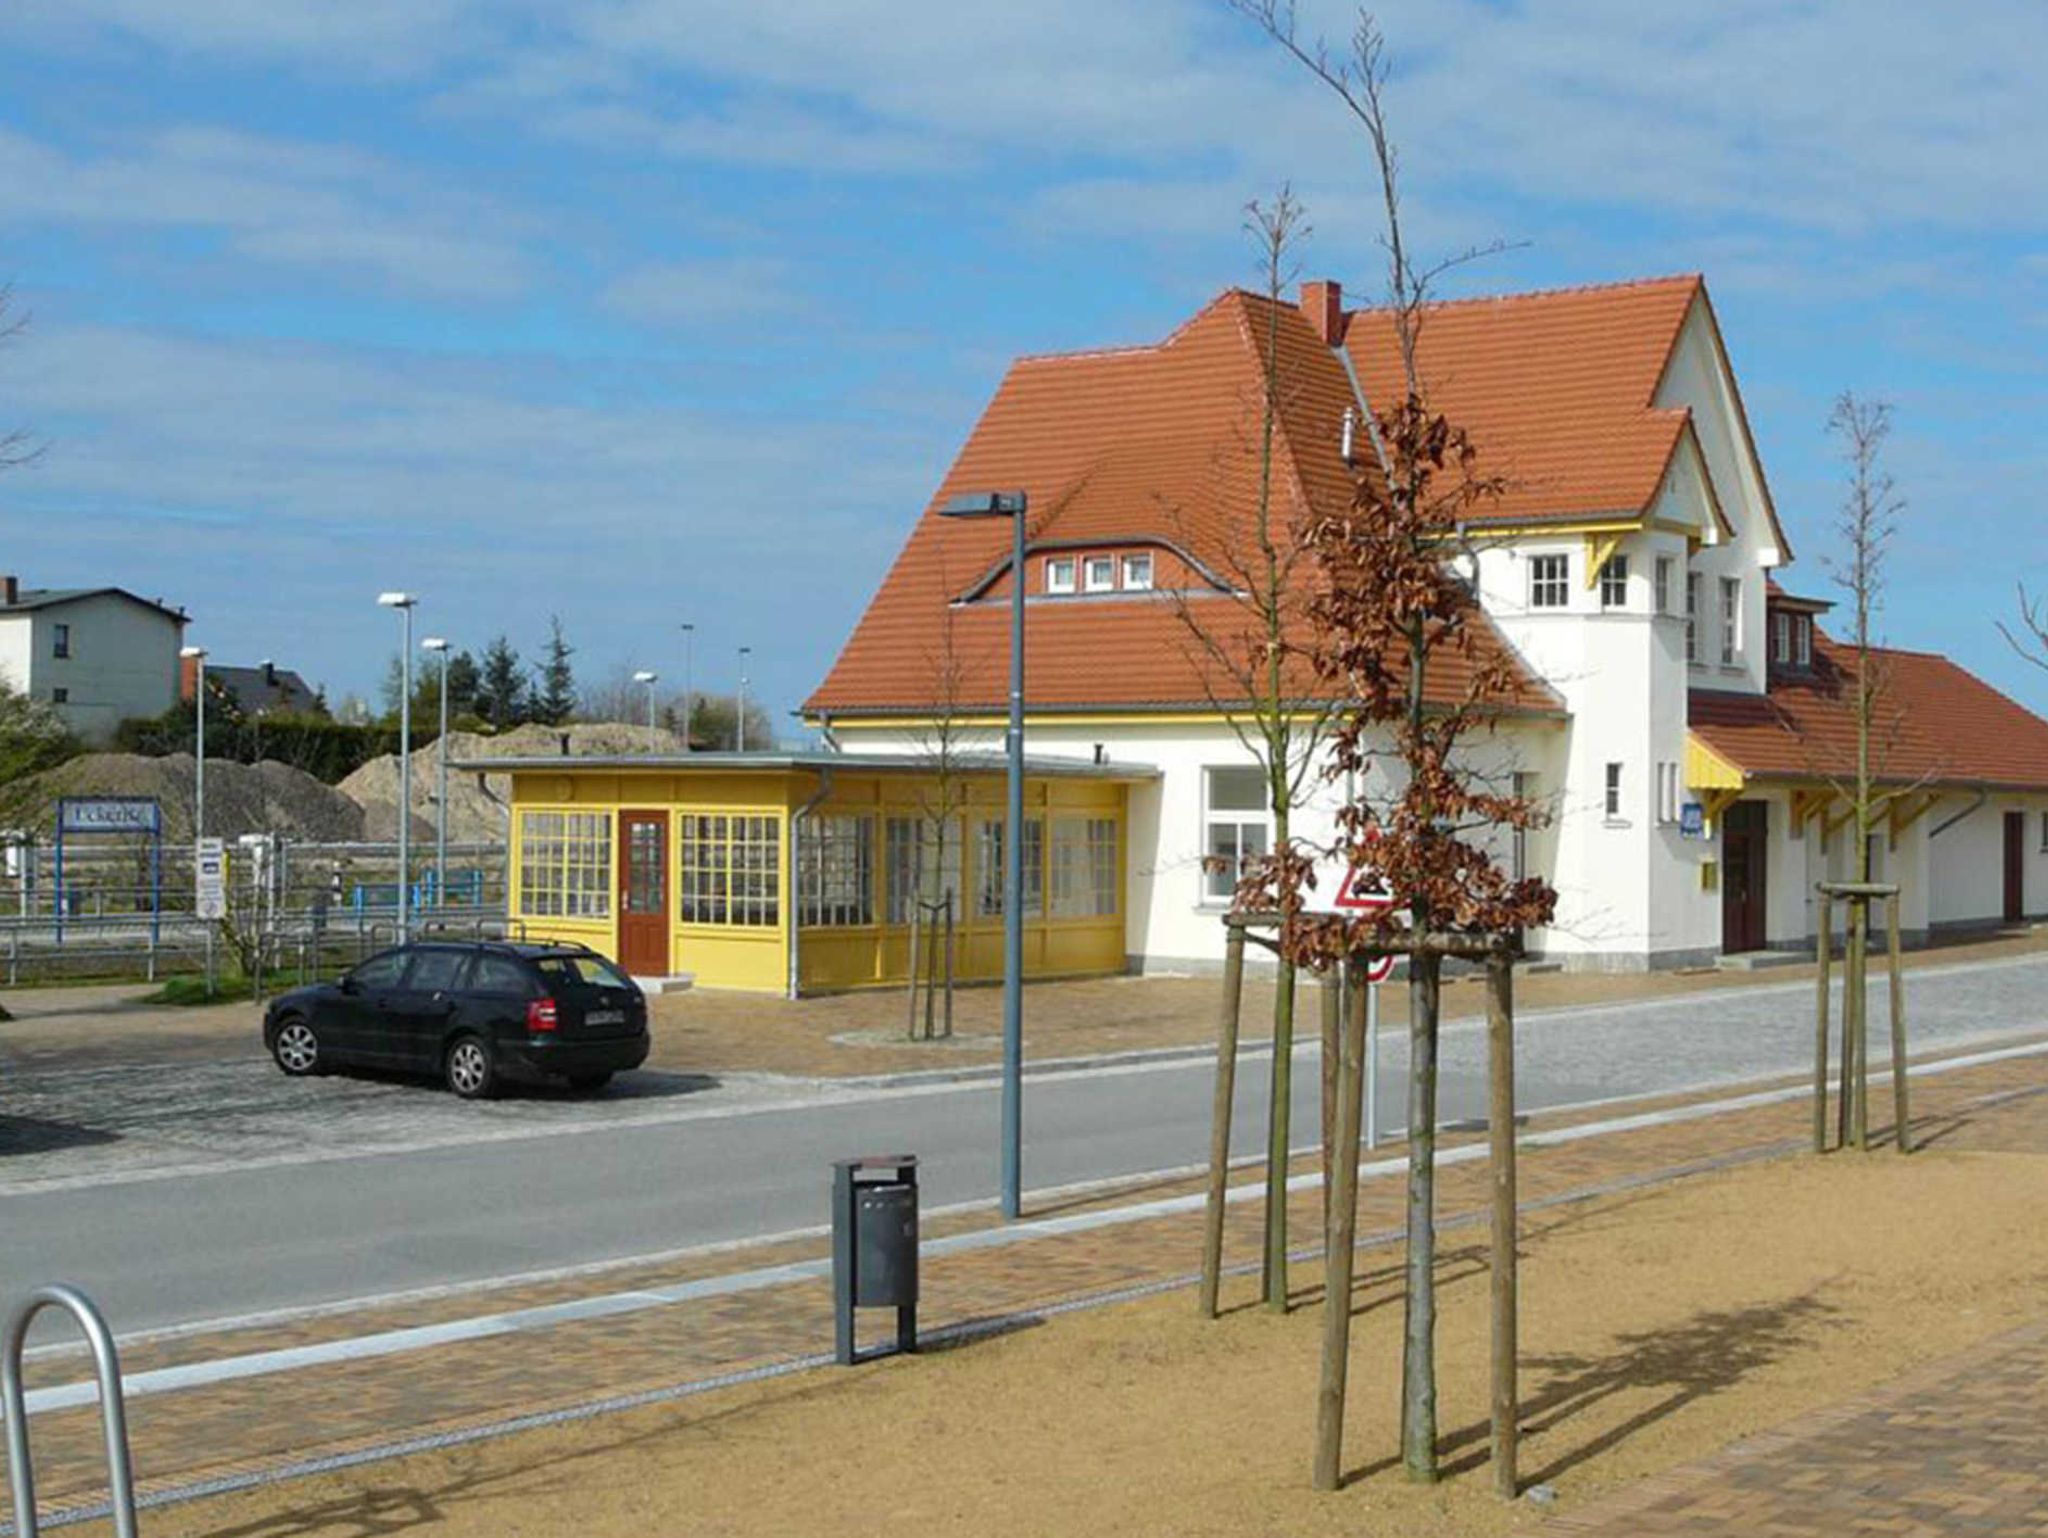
340,976,361,995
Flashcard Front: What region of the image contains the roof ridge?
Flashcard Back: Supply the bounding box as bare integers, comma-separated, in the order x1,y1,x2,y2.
1349,272,1702,318
1013,287,1256,367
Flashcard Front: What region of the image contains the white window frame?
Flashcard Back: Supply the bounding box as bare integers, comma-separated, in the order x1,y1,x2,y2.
1719,577,1742,665
1201,765,1271,906
1044,556,1076,595
797,814,875,927
1604,762,1624,821
1772,610,1791,664
1794,615,1812,668
1686,572,1701,664
1529,553,1569,610
1656,761,1681,825
52,622,70,660
1120,551,1154,591
1654,556,1673,615
1599,554,1629,610
1082,554,1116,593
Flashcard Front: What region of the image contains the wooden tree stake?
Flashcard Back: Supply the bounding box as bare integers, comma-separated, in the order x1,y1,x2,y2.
1312,959,1369,1492
1813,892,1833,1153
1401,952,1442,1483
1487,949,1519,1499
1888,893,1910,1153
1321,968,1341,1235
1849,900,1869,1152
1200,926,1248,1319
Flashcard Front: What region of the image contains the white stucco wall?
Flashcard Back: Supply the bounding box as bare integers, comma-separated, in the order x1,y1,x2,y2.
15,595,184,743
1927,796,2048,927
0,617,32,701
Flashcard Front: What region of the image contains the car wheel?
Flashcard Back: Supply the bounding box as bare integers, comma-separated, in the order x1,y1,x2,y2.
445,1035,499,1100
566,1072,613,1094
272,1016,321,1077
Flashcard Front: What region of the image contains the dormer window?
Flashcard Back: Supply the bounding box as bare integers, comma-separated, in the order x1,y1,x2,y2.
1121,552,1154,591
1045,557,1076,595
1795,616,1811,667
1083,555,1116,593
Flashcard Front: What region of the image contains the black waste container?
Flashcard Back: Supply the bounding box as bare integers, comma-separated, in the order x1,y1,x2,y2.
833,1155,918,1364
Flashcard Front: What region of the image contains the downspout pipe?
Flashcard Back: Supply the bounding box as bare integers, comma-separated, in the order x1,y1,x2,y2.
1928,790,1985,840
787,764,835,999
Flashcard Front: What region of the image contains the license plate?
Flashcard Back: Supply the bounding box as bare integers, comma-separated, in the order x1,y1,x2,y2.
586,1009,625,1026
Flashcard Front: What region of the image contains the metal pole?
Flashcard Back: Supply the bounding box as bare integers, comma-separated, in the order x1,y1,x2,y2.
682,624,694,753
194,656,207,842
435,647,449,909
3,1284,141,1538
398,605,413,944
737,646,751,753
1366,977,1381,1151
646,679,657,750
1001,498,1025,1220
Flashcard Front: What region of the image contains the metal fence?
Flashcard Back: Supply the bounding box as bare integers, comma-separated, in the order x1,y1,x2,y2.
0,836,513,991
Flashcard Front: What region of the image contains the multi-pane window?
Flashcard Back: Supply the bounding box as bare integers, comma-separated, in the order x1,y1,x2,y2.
976,816,1044,917
885,815,964,922
1685,573,1702,662
1083,554,1116,592
1121,552,1154,590
1204,765,1270,903
1045,557,1076,595
1656,762,1681,824
52,623,70,659
798,814,874,927
1794,615,1812,668
679,813,781,926
517,811,612,918
1604,763,1624,819
1050,816,1118,918
1654,556,1673,615
1719,577,1741,664
1529,553,1569,609
1599,554,1629,610
1772,610,1792,664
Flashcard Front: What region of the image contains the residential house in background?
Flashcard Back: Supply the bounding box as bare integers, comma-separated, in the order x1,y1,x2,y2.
0,574,188,743
182,657,324,718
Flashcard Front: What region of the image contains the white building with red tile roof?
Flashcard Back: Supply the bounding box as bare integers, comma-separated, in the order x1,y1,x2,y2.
807,277,2048,971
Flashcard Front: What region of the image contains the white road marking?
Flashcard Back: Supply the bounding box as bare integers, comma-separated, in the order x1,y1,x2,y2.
13,1034,2046,1421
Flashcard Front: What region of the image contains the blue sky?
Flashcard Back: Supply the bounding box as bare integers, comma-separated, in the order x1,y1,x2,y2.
2,0,2044,727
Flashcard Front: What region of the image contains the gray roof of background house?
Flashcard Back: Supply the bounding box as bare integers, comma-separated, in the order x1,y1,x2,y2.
207,663,321,717
0,587,189,623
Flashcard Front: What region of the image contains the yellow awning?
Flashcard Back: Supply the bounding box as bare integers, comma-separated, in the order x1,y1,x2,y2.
1685,732,1746,792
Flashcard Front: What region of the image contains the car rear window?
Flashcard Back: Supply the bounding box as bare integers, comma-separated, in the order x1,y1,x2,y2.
471,955,535,995
533,953,632,990
405,949,470,993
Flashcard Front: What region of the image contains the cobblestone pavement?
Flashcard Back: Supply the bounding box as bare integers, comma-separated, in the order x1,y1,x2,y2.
1543,1321,2048,1535
8,1039,2048,1531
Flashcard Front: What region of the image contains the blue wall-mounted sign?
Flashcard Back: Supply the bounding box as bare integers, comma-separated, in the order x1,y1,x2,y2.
1679,802,1706,840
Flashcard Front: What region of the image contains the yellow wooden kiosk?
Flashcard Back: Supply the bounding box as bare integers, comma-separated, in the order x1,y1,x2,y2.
464,751,1152,996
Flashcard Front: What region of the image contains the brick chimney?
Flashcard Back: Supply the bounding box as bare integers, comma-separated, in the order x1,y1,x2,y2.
1299,279,1345,345
0,574,17,606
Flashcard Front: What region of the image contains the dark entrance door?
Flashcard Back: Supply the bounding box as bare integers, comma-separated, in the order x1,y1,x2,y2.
618,810,670,977
2005,811,2027,923
1720,800,1769,954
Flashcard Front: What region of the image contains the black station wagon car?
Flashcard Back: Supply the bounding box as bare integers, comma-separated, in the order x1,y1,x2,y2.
262,941,650,1098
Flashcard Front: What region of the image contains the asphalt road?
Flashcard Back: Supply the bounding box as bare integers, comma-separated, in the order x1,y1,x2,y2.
4,952,2045,1341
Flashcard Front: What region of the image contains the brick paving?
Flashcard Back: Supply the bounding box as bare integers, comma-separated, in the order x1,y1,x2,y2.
9,1039,2048,1531
1543,1321,2048,1536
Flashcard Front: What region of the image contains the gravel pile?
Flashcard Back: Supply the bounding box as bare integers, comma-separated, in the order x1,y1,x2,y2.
338,722,687,842
2,753,378,842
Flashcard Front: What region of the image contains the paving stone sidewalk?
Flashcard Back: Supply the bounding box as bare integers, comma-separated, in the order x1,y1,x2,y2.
11,1039,2048,1531
1543,1320,2048,1535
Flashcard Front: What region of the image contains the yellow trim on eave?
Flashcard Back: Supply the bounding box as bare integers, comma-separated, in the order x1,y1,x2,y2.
1684,732,1746,793
1583,530,1627,588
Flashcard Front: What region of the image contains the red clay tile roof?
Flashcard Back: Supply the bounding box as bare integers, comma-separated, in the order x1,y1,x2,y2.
1690,635,2048,791
1342,275,1704,526
807,288,1559,718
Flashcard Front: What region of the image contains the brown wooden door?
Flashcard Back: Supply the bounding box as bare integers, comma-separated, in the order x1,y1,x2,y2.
2005,811,2027,923
1720,801,1769,954
618,810,670,977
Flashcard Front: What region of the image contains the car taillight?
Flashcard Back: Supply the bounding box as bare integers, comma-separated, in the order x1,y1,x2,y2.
526,998,559,1033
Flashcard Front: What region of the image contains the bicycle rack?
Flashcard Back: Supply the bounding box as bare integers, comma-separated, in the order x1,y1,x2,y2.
2,1284,139,1538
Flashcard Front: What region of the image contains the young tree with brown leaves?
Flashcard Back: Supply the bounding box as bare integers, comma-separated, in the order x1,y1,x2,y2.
1228,1,1556,1486
1166,186,1337,1312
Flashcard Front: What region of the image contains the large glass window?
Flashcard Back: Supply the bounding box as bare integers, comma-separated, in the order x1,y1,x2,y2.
886,815,963,923
679,813,781,926
1204,765,1270,904
798,814,875,927
1050,816,1119,918
517,811,612,919
976,816,1044,918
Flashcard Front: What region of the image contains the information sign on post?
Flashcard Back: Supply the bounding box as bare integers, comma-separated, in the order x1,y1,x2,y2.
195,838,227,922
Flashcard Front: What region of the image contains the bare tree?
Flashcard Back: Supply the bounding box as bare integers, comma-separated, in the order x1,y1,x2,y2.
1998,586,2048,675
1166,186,1338,1311
0,285,40,473
903,589,988,1039
1231,2,1554,1486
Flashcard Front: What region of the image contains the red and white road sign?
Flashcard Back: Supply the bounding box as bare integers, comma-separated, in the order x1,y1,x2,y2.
1303,847,1400,983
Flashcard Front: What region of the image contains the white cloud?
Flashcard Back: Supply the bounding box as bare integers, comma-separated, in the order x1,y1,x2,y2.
598,257,807,328
0,125,533,298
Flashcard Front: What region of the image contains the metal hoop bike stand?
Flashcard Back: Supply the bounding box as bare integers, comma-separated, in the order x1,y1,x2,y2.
3,1284,139,1538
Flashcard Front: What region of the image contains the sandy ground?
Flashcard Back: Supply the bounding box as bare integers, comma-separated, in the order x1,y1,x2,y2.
5,924,2045,1079
106,1142,2048,1538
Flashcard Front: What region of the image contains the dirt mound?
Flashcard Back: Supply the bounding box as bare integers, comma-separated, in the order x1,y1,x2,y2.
338,722,686,842
1,753,374,842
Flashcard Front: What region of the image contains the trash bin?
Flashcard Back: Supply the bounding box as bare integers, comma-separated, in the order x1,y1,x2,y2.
832,1154,918,1365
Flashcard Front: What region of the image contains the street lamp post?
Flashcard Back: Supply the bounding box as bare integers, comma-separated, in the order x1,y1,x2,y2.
179,646,208,840
737,647,751,753
939,489,1028,1220
422,637,450,908
633,670,660,751
379,593,418,942
680,623,695,753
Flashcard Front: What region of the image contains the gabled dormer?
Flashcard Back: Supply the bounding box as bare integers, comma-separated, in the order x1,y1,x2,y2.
1764,583,1831,681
